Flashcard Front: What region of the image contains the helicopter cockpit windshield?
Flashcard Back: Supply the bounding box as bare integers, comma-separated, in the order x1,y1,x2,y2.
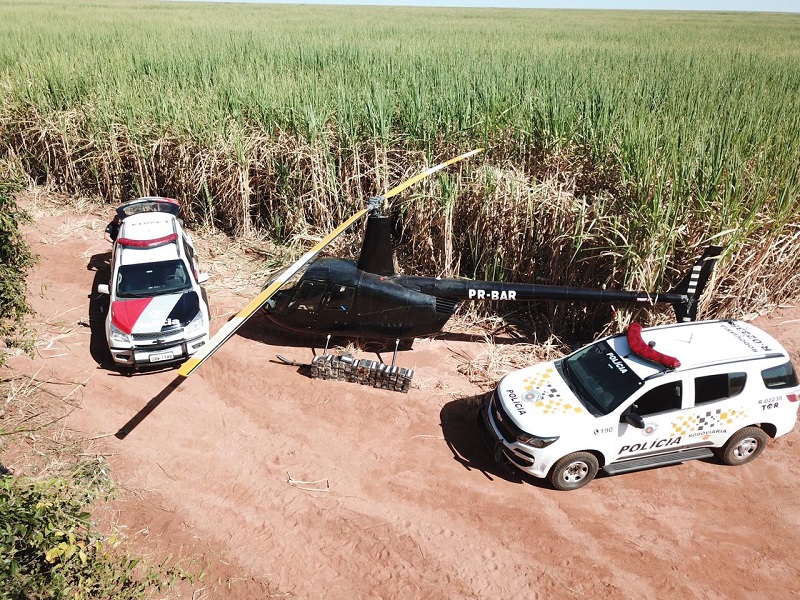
262,261,358,318
261,263,311,313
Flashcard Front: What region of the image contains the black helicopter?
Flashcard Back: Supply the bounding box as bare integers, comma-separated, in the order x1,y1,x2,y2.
262,215,719,340
178,149,720,379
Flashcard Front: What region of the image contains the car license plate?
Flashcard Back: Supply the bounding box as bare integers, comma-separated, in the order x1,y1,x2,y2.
149,351,174,363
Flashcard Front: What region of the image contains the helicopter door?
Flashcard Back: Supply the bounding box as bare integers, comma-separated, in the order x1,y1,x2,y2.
322,285,355,313
318,284,356,328
288,280,327,317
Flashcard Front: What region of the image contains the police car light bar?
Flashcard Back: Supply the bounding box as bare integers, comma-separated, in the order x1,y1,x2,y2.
118,233,178,248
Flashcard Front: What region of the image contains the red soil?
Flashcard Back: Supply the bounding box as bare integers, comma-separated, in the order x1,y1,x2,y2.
5,193,800,599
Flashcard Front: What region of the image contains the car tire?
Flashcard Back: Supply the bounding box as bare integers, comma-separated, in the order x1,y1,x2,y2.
548,452,599,491
718,427,768,466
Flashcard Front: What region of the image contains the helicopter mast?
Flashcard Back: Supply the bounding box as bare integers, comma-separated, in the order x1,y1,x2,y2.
357,210,395,276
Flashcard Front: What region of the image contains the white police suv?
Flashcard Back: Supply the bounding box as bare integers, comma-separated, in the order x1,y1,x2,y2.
480,320,799,490
97,197,210,368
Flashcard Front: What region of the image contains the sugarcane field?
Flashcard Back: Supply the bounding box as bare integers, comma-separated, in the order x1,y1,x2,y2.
1,1,799,598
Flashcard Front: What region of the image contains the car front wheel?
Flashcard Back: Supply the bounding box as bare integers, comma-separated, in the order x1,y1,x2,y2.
718,427,768,466
548,452,599,491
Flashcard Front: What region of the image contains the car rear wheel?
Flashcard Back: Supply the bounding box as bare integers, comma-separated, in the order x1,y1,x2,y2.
548,452,599,491
718,427,768,466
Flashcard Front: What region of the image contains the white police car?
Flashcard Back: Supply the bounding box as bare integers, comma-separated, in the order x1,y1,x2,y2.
480,320,799,490
97,197,210,368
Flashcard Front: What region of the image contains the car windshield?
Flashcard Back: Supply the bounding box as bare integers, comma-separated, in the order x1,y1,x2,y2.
116,260,192,298
117,199,179,220
560,340,644,415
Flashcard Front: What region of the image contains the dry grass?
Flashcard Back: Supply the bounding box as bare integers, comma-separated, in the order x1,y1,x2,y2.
454,333,569,391
193,227,288,300
0,370,209,598
1,302,101,479
0,370,97,478
716,224,800,319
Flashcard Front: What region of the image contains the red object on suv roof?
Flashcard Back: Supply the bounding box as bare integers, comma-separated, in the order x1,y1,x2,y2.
627,322,681,369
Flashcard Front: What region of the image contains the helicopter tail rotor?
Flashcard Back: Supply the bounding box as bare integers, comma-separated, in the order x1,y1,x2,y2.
671,245,722,322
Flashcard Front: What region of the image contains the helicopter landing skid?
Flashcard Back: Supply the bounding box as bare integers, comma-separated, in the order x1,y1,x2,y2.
276,354,309,368
276,353,413,393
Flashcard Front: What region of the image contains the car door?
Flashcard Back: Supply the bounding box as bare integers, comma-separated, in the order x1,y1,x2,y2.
611,376,688,461
676,370,749,448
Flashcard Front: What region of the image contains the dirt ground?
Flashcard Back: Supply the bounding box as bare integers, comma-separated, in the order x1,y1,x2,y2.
5,191,800,599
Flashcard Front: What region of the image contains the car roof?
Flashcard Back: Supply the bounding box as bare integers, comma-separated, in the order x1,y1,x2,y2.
606,320,787,379
119,242,180,266
118,211,175,240
117,213,181,266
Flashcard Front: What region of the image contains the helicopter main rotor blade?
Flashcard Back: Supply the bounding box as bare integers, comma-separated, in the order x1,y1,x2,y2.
383,148,483,200
177,148,483,379
177,207,369,378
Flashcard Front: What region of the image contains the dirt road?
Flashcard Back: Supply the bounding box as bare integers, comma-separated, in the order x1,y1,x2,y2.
6,192,800,599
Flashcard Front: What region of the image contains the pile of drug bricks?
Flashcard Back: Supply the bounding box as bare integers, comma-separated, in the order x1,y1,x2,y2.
310,353,413,393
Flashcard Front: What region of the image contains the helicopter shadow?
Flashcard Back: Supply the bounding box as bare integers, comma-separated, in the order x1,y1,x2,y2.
234,313,391,357
439,393,551,488
234,311,529,360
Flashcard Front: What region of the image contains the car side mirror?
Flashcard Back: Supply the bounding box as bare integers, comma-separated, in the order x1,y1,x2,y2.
622,412,645,429
197,273,209,284
97,284,110,295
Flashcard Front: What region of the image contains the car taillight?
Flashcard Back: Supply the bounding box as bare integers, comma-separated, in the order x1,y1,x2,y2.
788,393,798,402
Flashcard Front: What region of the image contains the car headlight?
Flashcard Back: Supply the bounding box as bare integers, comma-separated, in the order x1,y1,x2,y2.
110,323,131,346
516,433,559,448
184,311,205,337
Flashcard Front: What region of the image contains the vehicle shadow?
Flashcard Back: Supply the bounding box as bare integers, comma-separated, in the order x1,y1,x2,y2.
87,252,114,369
439,393,551,488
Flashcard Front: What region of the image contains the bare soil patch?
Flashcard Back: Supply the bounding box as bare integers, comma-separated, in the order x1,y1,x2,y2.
4,190,800,599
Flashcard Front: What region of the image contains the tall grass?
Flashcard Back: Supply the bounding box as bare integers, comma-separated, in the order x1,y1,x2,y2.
1,0,799,334
0,180,35,364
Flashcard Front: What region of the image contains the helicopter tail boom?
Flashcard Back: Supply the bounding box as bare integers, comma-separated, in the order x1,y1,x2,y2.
406,245,722,322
